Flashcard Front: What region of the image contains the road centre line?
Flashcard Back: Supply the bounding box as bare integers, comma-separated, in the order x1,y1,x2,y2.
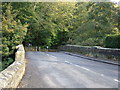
114,79,120,82
65,60,91,71
46,54,50,56
64,60,118,83
46,54,119,83
46,53,57,59
65,60,119,83
101,74,104,77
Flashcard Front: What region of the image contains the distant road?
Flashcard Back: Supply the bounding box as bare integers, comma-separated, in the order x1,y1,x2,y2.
18,51,119,88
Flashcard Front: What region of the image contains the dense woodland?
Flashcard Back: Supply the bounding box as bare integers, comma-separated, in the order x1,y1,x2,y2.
1,2,120,70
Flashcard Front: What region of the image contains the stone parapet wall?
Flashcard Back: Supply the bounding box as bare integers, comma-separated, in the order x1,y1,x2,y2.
0,44,26,89
59,45,120,61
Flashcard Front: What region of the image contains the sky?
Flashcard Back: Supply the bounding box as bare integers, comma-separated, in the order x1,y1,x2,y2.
111,0,120,6
111,0,119,3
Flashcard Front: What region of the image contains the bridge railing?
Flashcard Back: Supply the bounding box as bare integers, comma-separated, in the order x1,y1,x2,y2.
59,45,120,61
0,44,26,89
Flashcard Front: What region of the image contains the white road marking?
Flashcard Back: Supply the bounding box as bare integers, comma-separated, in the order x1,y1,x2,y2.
74,64,81,67
51,56,57,59
47,54,57,59
101,74,104,77
114,79,120,82
46,54,49,56
47,55,118,83
66,60,118,83
81,67,91,71
45,54,119,83
63,60,112,81
64,61,91,71
65,61,70,63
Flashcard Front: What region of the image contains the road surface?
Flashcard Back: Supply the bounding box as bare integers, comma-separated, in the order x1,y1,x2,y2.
18,51,119,88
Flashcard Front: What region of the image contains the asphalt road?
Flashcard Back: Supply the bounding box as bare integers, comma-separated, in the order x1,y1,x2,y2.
18,51,119,88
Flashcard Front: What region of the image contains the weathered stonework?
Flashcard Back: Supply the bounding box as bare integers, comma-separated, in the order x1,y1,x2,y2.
59,45,120,62
0,45,26,89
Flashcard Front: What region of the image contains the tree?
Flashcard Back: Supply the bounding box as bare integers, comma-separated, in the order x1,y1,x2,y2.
22,2,76,48
2,3,28,59
68,2,119,46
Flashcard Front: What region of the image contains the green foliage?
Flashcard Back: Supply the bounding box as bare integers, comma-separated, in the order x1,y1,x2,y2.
1,2,119,71
1,58,14,71
2,2,119,68
104,34,120,48
19,2,76,48
2,3,28,58
2,3,28,70
0,61,2,71
9,2,119,49
67,2,119,47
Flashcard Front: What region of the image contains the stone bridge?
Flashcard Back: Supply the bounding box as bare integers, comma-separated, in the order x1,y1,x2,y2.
0,45,120,89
